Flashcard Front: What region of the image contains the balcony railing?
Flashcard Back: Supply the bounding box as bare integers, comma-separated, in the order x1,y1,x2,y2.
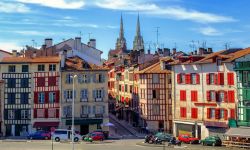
80,114,89,118
95,114,103,118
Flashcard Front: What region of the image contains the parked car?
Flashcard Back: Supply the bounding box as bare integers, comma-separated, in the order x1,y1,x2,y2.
84,132,104,142
27,131,51,140
201,136,222,146
52,129,81,142
154,132,173,142
178,134,200,144
168,137,182,146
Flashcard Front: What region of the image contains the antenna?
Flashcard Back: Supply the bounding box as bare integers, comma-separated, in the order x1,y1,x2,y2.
190,40,195,51
224,42,230,50
31,39,35,47
79,31,83,38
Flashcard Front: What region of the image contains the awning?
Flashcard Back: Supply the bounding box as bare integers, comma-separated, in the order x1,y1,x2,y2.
225,128,250,138
33,122,59,128
66,119,103,125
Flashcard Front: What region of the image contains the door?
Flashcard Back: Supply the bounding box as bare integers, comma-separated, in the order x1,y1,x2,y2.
15,125,22,136
80,125,89,135
6,125,11,136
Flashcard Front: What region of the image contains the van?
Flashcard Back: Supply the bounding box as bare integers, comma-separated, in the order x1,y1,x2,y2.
52,129,82,142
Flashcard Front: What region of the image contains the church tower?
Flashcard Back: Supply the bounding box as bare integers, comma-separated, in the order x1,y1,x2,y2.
133,14,144,51
115,14,127,50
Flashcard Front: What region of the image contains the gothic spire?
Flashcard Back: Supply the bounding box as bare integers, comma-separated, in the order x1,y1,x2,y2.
136,14,141,37
119,14,124,39
133,14,144,51
115,14,127,50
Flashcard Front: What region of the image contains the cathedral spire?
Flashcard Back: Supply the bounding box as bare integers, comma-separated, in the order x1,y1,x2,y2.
133,13,144,51
119,14,124,39
115,14,127,50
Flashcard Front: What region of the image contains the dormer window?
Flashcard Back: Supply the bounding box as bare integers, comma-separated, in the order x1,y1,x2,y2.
216,58,222,66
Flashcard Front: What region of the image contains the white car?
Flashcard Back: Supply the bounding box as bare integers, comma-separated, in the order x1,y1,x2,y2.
52,129,81,142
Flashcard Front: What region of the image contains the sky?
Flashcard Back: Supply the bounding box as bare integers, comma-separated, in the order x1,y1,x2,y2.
0,0,250,59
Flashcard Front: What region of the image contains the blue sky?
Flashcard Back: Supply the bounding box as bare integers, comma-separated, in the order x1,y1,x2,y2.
0,0,249,59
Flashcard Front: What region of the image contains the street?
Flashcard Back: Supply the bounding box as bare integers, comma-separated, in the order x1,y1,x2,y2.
0,139,240,150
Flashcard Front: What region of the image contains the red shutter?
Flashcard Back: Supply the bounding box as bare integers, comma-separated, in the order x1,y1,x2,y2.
206,74,210,85
207,108,211,119
180,107,183,117
191,91,197,102
192,108,198,119
228,91,235,103
56,91,60,103
227,73,234,85
34,109,37,118
196,74,200,84
34,92,38,104
207,91,211,101
219,73,224,85
45,109,48,118
215,108,220,119
214,74,218,84
230,91,235,103
230,109,235,119
185,74,189,84
56,109,59,118
177,74,181,84
45,92,49,104
183,91,186,101
224,109,228,120
184,108,187,118
224,91,227,102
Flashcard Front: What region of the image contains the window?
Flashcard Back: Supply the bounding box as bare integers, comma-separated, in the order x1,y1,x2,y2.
191,108,198,119
207,91,216,101
49,64,56,71
49,92,56,103
217,58,222,66
209,73,215,84
140,89,145,99
95,105,105,114
218,91,224,102
81,89,88,101
180,107,186,118
220,109,224,119
8,110,15,119
180,90,186,101
94,89,103,101
152,74,159,83
37,77,45,87
79,74,88,83
180,74,185,84
95,74,104,83
7,93,15,104
20,93,29,104
38,64,45,71
63,106,72,117
152,104,160,115
191,73,196,84
65,74,73,84
165,63,171,70
38,92,45,104
21,110,29,119
65,90,73,101
119,85,122,91
129,85,133,93
243,71,248,86
153,89,160,99
81,105,88,115
7,78,16,88
8,65,15,72
22,65,29,72
48,109,56,118
125,84,128,92
210,108,215,118
21,78,29,88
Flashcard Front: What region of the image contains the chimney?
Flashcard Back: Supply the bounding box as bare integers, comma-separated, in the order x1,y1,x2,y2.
172,48,176,54
12,50,17,57
194,50,197,55
75,37,81,50
207,48,213,53
60,50,67,68
88,39,96,48
199,47,204,55
163,48,170,56
45,38,53,48
32,51,37,58
190,52,194,55
158,48,163,54
148,49,151,54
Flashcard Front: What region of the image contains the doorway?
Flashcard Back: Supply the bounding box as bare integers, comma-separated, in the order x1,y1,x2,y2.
80,125,89,135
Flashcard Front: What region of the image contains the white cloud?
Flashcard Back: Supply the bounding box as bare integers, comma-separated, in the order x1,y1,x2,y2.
13,30,54,36
0,2,30,13
93,0,235,23
16,0,85,9
196,27,223,36
0,42,22,51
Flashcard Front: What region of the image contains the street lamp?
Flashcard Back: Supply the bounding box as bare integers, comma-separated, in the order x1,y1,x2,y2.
71,74,77,150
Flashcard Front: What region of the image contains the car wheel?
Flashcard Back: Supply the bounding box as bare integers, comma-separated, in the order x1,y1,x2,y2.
74,137,79,142
44,136,49,140
212,142,215,147
55,137,60,142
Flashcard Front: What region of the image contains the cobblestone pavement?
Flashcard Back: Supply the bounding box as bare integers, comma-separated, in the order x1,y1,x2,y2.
0,139,240,150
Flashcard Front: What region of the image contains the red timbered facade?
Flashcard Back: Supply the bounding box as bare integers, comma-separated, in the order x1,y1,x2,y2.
138,62,172,133
32,59,60,130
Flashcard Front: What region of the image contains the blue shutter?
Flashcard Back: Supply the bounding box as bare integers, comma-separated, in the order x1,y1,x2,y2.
64,91,67,99
88,106,91,114
103,106,105,114
93,106,96,114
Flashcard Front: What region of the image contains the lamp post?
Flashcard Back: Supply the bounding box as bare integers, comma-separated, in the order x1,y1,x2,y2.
71,75,77,150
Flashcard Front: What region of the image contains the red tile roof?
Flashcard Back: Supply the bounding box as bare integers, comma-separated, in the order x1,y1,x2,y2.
1,56,60,63
137,62,170,74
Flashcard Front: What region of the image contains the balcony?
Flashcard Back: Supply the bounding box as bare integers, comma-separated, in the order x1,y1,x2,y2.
80,98,88,102
80,114,89,118
95,114,103,118
95,98,103,102
65,114,72,118
237,120,250,127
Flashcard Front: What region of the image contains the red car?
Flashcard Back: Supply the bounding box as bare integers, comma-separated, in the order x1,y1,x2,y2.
90,132,104,141
178,134,200,144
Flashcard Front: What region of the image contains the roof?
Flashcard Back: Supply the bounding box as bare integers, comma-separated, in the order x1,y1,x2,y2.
137,62,170,74
64,56,109,71
224,47,250,62
225,127,250,138
1,56,60,63
0,49,12,55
